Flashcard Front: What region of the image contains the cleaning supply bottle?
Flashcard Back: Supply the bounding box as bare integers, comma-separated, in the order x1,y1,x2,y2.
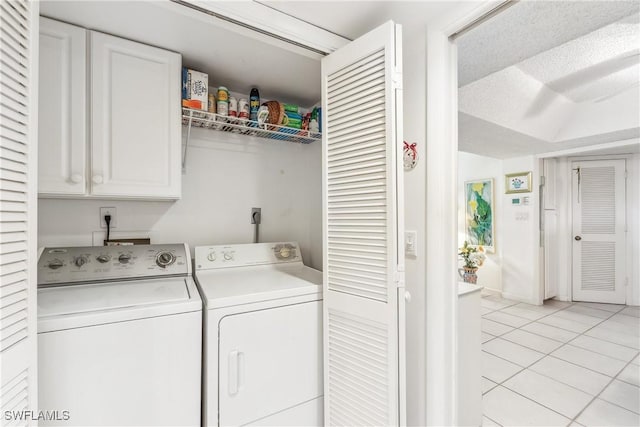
249,88,260,122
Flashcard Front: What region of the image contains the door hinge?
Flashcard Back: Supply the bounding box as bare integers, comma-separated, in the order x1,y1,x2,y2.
395,271,405,289
392,70,402,90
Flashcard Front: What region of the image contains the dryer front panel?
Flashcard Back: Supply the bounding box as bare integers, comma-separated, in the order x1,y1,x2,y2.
218,301,322,426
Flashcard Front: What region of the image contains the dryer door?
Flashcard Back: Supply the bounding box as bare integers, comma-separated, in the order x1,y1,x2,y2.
218,300,322,426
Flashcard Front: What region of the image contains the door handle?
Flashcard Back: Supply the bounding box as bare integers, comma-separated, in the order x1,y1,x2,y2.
574,236,582,241
228,350,244,396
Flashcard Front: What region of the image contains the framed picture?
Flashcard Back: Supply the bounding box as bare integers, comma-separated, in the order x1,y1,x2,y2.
505,171,532,194
465,178,495,253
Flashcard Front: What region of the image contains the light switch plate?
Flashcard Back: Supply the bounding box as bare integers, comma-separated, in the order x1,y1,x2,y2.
405,230,417,257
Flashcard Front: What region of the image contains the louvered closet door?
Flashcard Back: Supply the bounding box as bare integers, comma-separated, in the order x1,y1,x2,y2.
321,21,405,426
0,0,39,423
572,159,626,304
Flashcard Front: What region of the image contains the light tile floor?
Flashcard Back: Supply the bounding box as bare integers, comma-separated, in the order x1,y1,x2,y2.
481,294,640,427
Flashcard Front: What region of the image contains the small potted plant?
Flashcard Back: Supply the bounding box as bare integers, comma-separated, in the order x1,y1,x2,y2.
458,241,486,284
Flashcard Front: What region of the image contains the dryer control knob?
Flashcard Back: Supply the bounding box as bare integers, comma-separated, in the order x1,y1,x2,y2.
207,252,217,262
223,252,233,261
74,256,88,268
279,247,291,258
156,251,176,268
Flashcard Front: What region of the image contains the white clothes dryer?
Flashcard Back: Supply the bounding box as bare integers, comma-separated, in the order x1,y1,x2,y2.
37,243,202,426
193,242,323,427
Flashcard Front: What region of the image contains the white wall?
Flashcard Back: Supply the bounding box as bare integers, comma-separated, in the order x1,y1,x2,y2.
38,128,323,269
500,155,542,304
402,28,427,427
457,152,502,292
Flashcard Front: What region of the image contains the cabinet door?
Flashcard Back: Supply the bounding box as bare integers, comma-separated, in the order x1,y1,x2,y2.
90,31,181,199
38,17,87,195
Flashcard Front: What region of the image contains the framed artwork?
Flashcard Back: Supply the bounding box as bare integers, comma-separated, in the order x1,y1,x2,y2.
505,171,532,193
465,178,495,252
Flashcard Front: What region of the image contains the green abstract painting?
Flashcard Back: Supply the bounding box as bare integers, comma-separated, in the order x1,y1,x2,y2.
465,179,495,252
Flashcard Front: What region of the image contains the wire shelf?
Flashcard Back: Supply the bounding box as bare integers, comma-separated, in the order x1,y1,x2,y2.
181,107,321,144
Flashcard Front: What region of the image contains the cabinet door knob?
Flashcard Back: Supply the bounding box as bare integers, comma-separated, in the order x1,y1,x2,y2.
574,236,582,241
92,175,103,184
70,174,83,184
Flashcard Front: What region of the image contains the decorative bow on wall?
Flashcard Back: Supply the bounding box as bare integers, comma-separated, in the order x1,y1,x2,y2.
403,141,418,171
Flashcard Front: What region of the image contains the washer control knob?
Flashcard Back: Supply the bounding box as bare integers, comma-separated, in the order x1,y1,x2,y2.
74,256,88,268
156,251,176,268
48,259,63,270
223,252,233,261
96,254,111,263
118,253,132,264
207,252,217,262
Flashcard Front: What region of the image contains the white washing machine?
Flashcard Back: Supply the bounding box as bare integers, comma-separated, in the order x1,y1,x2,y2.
37,243,202,427
194,242,323,427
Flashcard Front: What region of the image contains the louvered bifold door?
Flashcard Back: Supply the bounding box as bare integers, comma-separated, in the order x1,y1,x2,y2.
321,21,405,427
572,159,626,304
0,0,38,424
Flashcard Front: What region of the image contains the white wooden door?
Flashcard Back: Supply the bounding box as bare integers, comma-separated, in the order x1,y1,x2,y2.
0,0,39,421
321,21,405,426
572,159,626,304
90,31,181,199
38,17,86,196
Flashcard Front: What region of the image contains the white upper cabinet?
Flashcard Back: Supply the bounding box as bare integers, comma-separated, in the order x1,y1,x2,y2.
38,18,182,199
38,17,87,195
90,32,181,199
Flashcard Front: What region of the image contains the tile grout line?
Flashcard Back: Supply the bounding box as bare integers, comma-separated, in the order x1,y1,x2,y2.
483,414,503,427
485,298,638,354
487,299,638,381
481,297,639,425
568,355,640,424
498,303,634,424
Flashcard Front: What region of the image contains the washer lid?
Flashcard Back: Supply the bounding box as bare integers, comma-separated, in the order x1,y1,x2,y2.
195,264,322,309
38,277,193,318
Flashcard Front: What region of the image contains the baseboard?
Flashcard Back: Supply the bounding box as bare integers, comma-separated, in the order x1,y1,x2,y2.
552,295,571,302
480,287,501,297
501,291,538,305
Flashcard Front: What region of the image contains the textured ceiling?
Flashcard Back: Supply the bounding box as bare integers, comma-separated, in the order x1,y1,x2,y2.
459,112,640,159
516,13,640,103
457,0,640,86
458,2,640,158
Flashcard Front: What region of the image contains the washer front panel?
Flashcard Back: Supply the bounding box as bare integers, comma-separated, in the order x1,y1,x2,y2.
38,244,189,286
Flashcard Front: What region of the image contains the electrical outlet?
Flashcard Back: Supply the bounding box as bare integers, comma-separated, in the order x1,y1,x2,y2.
100,207,117,228
405,230,417,257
